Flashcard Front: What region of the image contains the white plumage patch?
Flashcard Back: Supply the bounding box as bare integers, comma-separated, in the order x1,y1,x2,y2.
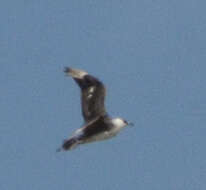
73,128,83,137
87,87,95,99
111,118,126,129
87,94,93,99
89,87,95,93
67,68,88,79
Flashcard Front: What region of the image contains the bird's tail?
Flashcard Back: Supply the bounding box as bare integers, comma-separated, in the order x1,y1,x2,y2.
57,137,80,152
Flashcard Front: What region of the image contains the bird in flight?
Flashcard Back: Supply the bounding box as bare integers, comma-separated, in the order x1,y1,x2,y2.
57,67,133,151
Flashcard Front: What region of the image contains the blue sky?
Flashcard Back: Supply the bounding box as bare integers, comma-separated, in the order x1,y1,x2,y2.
1,0,206,189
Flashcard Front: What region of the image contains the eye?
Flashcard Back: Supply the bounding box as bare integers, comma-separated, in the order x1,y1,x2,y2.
123,120,128,125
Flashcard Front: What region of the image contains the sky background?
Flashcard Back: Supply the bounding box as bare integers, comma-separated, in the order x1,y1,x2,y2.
1,0,206,189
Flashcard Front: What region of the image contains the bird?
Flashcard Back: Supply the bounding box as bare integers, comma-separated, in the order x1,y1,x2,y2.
57,67,133,152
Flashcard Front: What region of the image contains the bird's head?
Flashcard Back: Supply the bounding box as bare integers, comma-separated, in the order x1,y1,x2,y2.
112,117,134,128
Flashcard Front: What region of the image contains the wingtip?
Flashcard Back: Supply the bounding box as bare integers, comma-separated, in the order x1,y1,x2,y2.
64,67,71,74
56,139,68,152
64,67,88,79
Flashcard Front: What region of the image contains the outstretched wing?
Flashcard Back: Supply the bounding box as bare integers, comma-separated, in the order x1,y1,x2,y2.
80,115,110,140
64,67,107,123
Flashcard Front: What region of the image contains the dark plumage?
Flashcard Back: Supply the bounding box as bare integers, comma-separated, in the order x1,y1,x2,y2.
64,67,106,122
57,67,131,152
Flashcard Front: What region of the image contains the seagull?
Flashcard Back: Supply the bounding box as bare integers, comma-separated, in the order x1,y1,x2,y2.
57,67,133,151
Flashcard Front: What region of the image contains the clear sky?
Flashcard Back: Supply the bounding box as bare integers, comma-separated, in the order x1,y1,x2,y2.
1,0,206,189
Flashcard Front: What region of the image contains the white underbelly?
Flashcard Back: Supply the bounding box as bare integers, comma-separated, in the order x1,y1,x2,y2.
82,126,122,144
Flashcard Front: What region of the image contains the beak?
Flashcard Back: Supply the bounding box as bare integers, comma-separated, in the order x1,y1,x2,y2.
127,122,134,127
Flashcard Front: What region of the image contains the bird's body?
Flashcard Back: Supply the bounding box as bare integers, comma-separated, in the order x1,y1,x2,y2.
58,67,131,151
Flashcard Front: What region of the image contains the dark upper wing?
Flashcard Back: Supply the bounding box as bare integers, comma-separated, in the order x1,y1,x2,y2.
64,67,107,122
81,115,111,139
